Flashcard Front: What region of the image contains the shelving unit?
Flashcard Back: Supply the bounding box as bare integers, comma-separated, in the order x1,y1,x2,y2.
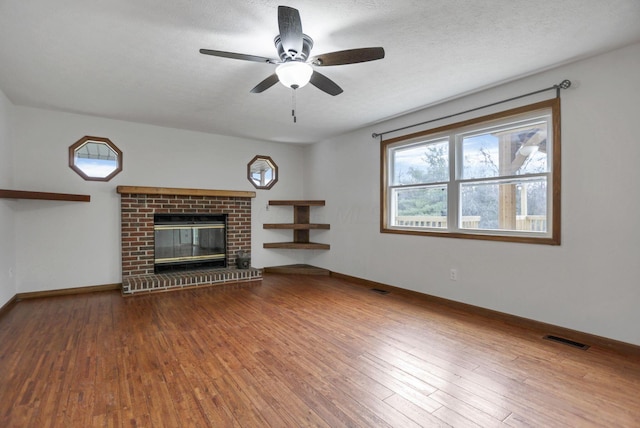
263,264,330,275
0,189,90,202
263,200,330,250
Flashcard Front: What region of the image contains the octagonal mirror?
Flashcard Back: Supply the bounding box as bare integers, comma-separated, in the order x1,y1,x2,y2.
69,136,122,181
248,155,278,189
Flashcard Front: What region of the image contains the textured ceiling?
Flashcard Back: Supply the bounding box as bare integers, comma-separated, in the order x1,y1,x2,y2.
1,1,639,144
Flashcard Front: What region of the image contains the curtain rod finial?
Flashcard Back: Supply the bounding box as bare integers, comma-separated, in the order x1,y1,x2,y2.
557,79,571,89
372,132,379,138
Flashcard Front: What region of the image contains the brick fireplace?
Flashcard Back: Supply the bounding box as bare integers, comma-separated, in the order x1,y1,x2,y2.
117,186,262,294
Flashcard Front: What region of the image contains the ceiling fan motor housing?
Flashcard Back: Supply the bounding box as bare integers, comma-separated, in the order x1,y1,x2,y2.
275,34,314,62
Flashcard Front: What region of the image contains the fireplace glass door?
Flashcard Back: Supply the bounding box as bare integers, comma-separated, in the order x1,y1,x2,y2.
154,214,226,272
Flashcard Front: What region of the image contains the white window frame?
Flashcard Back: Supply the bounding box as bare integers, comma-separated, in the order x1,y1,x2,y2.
381,99,561,245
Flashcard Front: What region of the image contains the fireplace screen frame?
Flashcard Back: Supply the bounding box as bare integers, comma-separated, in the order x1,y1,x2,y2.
153,213,227,273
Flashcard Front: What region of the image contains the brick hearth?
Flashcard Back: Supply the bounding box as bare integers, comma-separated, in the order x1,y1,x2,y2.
117,186,261,294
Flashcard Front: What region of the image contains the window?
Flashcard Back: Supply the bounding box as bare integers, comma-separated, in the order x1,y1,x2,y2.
247,155,278,189
69,136,122,181
381,98,560,244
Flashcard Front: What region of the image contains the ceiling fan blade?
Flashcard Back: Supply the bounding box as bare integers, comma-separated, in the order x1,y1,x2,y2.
278,6,303,59
309,71,343,96
310,47,385,66
199,49,277,64
250,73,280,93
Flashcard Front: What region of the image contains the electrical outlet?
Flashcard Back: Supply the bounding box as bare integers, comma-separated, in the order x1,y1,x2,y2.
449,268,458,281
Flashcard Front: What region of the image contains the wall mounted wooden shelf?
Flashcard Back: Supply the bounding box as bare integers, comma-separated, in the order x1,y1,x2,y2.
263,264,330,275
0,189,90,202
263,200,330,250
116,186,256,198
267,200,326,206
263,223,330,230
264,242,330,250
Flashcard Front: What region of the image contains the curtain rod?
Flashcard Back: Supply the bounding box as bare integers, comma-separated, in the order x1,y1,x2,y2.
372,79,571,139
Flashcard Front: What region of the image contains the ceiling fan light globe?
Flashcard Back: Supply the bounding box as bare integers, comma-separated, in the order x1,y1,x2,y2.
276,62,313,89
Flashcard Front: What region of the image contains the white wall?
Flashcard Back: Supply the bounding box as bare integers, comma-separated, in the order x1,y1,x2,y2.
0,89,16,307
305,42,640,346
11,107,307,293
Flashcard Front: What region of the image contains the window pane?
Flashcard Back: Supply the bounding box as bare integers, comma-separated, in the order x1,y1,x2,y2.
392,186,447,228
462,121,548,179
460,178,547,232
391,139,449,185
74,157,119,178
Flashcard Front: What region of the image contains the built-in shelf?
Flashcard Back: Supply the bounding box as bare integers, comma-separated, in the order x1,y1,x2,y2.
267,200,326,206
264,242,331,250
0,189,90,202
263,200,330,250
263,223,330,230
263,264,330,275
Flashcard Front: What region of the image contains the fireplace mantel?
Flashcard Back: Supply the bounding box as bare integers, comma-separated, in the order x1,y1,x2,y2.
117,186,255,198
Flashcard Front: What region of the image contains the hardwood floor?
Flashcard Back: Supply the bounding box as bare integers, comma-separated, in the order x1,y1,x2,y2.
1,274,639,427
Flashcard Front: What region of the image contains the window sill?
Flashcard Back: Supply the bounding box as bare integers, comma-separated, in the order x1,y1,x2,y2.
381,227,559,245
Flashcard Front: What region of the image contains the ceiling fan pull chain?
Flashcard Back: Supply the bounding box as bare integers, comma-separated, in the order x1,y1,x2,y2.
292,88,297,123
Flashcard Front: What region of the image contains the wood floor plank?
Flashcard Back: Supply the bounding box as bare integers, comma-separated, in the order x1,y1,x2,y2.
429,389,506,427
1,273,639,427
432,404,485,428
383,392,449,426
245,360,331,427
452,367,584,427
254,349,366,427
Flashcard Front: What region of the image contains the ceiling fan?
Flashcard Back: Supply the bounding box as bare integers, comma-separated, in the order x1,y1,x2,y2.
199,5,385,96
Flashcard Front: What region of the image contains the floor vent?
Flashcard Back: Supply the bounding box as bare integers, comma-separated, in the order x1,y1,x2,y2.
370,288,390,295
543,335,590,350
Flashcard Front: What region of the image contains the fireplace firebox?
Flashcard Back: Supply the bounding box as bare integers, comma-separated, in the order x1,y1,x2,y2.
154,213,227,273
